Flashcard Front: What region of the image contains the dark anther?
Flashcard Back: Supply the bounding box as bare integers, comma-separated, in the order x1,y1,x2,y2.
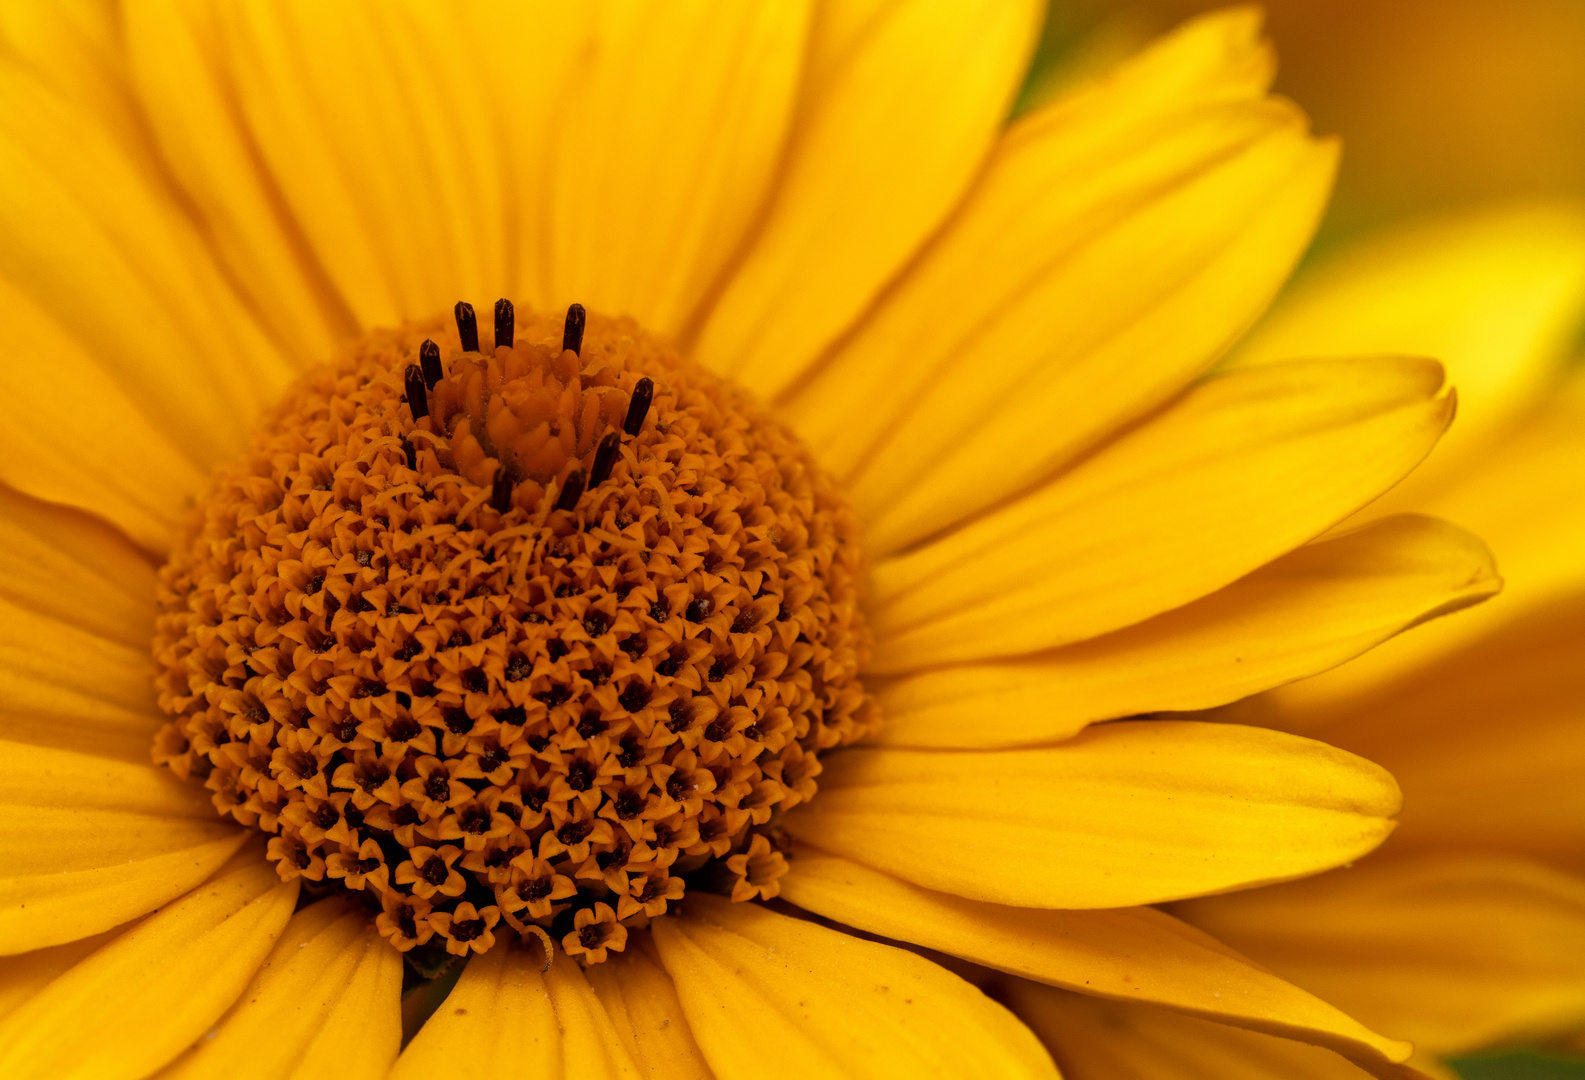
494,298,514,349
425,773,450,802
355,549,372,568
617,735,645,767
490,467,514,514
589,431,621,487
615,789,645,820
461,668,489,694
504,655,531,683
442,707,474,734
386,716,421,742
314,804,339,829
454,301,479,352
419,339,443,389
623,377,653,436
577,711,606,738
579,924,605,949
395,691,412,709
554,469,586,512
563,303,586,355
583,612,611,638
404,365,429,420
494,705,526,726
420,857,449,886
649,600,671,622
558,819,594,845
566,760,595,791
401,437,417,471
480,745,509,772
667,701,692,733
686,596,714,623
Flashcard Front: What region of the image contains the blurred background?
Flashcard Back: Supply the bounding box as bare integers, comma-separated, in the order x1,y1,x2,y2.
1023,5,1585,1080
1024,0,1585,255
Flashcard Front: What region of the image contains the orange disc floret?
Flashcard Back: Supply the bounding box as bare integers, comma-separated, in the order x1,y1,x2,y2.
151,303,874,961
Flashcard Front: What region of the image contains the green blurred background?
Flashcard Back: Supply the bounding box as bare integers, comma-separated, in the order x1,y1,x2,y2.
1021,4,1585,1078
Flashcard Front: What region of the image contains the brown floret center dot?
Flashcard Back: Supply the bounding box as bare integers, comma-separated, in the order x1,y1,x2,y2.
152,303,874,962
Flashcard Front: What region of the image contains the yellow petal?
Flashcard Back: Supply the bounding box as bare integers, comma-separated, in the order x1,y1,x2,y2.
0,926,121,1022
1263,368,1585,717
1006,982,1422,1080
873,514,1498,749
0,741,246,953
125,0,351,362
584,942,714,1080
0,65,294,548
652,893,1058,1080
695,0,1041,396
1272,596,1585,867
783,11,1335,556
1176,853,1585,1055
867,356,1453,673
781,847,1412,1072
541,1,812,336
0,0,152,164
0,485,162,762
1226,202,1585,504
391,938,641,1080
161,898,402,1080
784,720,1400,908
0,849,298,1080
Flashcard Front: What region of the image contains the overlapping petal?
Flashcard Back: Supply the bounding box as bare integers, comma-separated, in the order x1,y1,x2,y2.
0,741,245,953
390,939,642,1080
696,0,1042,395
780,848,1413,1073
783,8,1335,555
162,898,402,1080
652,894,1057,1080
0,850,297,1080
584,945,715,1080
0,64,291,549
866,356,1453,672
784,720,1400,908
1006,982,1424,1080
873,514,1497,748
1177,854,1585,1055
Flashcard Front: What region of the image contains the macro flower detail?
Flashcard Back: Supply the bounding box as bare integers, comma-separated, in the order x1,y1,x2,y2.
149,304,870,957
0,4,1520,1079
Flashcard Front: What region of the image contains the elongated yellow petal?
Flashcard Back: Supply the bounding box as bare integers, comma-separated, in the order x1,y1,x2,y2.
0,62,290,549
652,894,1058,1080
1177,854,1585,1055
1276,596,1585,866
0,850,297,1080
874,514,1498,748
1264,369,1585,718
696,0,1041,396
0,741,245,953
867,356,1453,673
784,12,1334,556
542,1,810,336
784,720,1400,908
584,943,714,1080
1227,202,1585,504
161,898,401,1080
0,926,121,1022
125,0,351,362
391,938,641,1080
1006,982,1423,1080
781,848,1412,1072
0,486,162,762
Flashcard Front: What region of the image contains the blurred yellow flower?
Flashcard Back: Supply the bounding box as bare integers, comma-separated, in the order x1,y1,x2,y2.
0,5,1522,1079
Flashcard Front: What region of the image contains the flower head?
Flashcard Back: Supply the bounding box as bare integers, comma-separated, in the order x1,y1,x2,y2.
0,5,1505,1078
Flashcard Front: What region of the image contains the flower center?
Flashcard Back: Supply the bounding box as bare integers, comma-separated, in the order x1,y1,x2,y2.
151,301,873,962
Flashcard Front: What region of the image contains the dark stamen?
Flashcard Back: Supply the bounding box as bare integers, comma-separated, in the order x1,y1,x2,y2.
404,365,428,420
455,301,479,352
494,298,514,350
490,467,513,514
554,469,586,512
400,437,417,470
623,377,653,436
589,431,621,486
563,303,585,355
419,339,442,389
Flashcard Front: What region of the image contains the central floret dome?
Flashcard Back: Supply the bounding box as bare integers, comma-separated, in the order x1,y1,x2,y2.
151,302,873,962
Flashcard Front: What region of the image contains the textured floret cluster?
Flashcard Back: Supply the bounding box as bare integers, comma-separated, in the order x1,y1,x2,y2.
151,306,873,962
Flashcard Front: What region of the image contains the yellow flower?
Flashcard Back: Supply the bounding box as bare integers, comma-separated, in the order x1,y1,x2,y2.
0,5,1505,1078
1001,205,1585,1076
